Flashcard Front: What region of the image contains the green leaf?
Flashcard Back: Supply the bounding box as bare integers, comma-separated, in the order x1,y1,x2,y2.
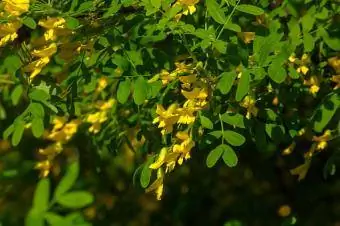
33,178,50,212
268,63,287,83
206,0,226,24
209,130,222,139
41,100,58,114
200,115,214,129
223,130,246,146
301,13,315,33
29,103,45,118
57,191,94,209
54,161,79,198
44,212,65,225
103,2,121,18
23,17,37,29
65,17,80,29
236,70,250,101
303,32,314,52
222,145,238,167
150,0,161,9
220,112,245,128
236,4,264,15
213,40,227,54
3,124,14,140
140,159,152,188
320,28,340,51
4,55,22,74
224,22,241,32
147,80,162,98
265,123,285,143
11,85,23,106
133,77,148,105
288,65,300,79
25,209,44,226
117,80,131,104
31,118,44,138
12,120,25,146
206,144,224,168
313,93,340,132
77,1,93,13
29,89,50,102
217,71,237,95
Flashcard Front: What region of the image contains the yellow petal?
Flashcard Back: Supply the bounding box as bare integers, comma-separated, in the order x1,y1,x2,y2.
32,43,57,58
149,148,168,169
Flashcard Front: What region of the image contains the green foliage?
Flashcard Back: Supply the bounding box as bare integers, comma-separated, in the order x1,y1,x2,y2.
0,0,340,224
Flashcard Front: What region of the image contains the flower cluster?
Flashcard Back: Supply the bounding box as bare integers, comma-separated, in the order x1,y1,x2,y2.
147,61,208,200
0,0,30,47
35,117,81,177
289,54,321,95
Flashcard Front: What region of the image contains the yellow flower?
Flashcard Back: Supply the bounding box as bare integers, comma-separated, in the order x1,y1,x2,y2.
89,122,101,134
304,75,320,95
98,98,116,111
145,168,164,200
313,130,332,151
173,131,194,165
3,0,30,16
237,32,255,44
176,106,197,124
44,29,56,41
153,104,179,135
86,111,108,133
31,43,57,58
96,77,109,92
296,65,309,75
38,142,63,156
328,56,340,74
38,17,66,29
331,75,340,89
159,70,176,85
240,96,258,119
0,21,22,35
52,116,67,131
309,85,319,94
149,147,168,170
23,57,50,80
282,142,295,156
288,55,296,63
176,0,199,15
35,160,52,177
63,120,81,139
0,32,18,47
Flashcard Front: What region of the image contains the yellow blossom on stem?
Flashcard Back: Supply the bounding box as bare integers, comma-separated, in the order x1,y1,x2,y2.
31,43,57,58
149,147,168,170
3,0,30,16
145,168,164,200
38,17,66,29
24,57,50,80
96,77,109,92
331,75,340,89
153,104,179,135
313,130,332,151
176,106,197,124
38,142,63,156
0,21,22,34
172,131,195,165
0,32,18,47
240,96,258,119
35,160,52,177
